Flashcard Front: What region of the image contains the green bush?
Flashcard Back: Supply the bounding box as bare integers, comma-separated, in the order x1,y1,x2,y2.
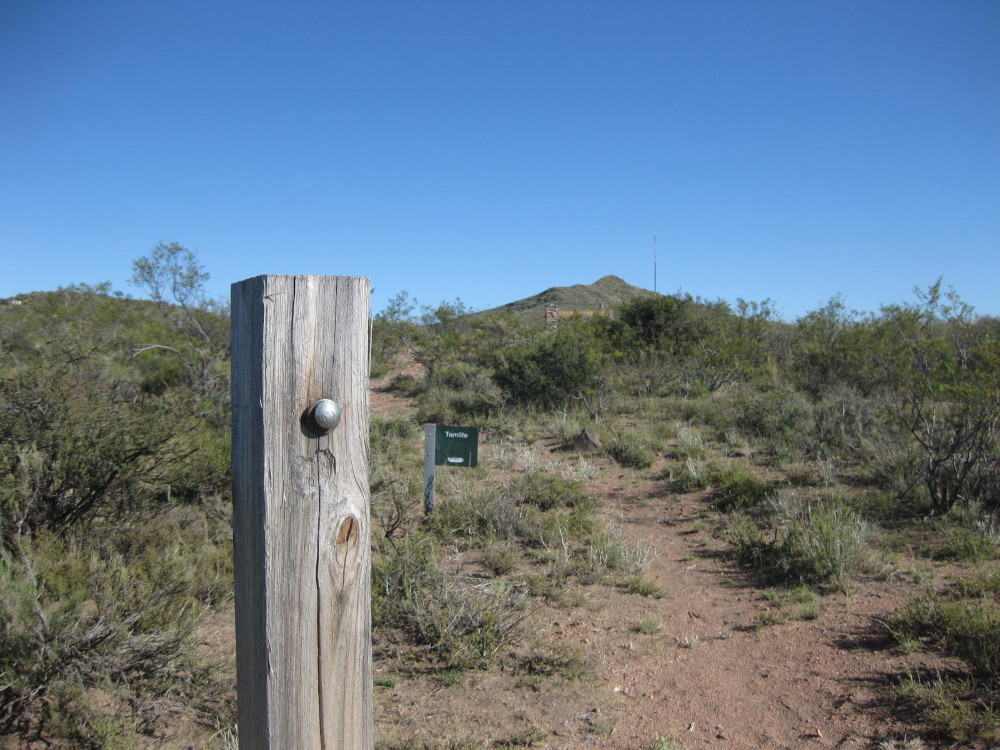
810,384,885,457
890,588,1000,689
510,474,594,512
386,372,422,396
372,534,525,669
614,294,698,354
490,323,607,411
416,363,500,424
709,464,773,511
721,493,873,589
605,432,656,469
0,515,233,742
370,415,419,456
735,388,814,458
425,486,528,542
780,499,872,589
932,526,999,563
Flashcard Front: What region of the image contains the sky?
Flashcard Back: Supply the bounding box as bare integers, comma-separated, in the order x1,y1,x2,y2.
2,1,998,321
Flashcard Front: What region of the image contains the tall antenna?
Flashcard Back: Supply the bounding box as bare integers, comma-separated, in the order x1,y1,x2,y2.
653,233,658,294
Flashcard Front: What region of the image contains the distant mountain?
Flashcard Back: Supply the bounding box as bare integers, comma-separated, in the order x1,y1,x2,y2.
473,275,652,327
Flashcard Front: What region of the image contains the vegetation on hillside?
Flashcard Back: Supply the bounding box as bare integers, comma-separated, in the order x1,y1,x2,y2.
1,245,233,746
2,249,999,745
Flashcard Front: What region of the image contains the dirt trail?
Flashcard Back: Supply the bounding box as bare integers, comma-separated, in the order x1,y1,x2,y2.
583,480,925,749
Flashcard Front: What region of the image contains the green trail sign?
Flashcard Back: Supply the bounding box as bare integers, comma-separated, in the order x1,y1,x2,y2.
424,423,479,514
434,425,479,468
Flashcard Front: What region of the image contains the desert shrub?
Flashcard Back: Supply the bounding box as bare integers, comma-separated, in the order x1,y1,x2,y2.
621,348,683,396
673,423,708,460
517,642,590,681
375,540,525,669
489,321,608,411
0,517,233,742
370,415,419,457
668,392,742,434
891,672,999,743
949,566,1000,599
387,372,422,396
623,574,666,598
931,525,999,563
889,593,1000,687
719,511,776,573
481,541,520,576
671,457,707,493
779,496,873,588
370,291,422,377
370,416,423,543
936,601,1000,687
735,388,814,458
583,524,655,577
371,535,439,630
510,474,594,513
370,464,422,546
875,283,1000,515
810,383,886,458
417,362,500,424
614,294,698,353
708,464,773,511
721,492,873,589
0,367,187,539
605,431,656,469
425,485,530,542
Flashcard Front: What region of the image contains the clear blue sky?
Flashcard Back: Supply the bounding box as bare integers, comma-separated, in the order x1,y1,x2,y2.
2,1,998,320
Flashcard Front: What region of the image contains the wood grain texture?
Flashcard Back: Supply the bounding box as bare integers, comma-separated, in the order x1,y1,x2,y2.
232,275,372,750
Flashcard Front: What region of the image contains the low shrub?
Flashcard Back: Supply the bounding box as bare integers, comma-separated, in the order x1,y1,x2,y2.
889,593,1000,688
932,525,998,563
517,642,590,681
424,487,526,542
709,464,773,511
510,474,595,512
373,532,526,669
887,582,1000,743
721,493,873,589
605,432,656,469
387,373,422,396
481,542,520,576
0,517,233,743
584,524,655,577
735,388,814,459
781,498,872,589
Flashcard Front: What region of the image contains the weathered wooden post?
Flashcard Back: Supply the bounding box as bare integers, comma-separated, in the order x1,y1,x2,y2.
231,275,373,749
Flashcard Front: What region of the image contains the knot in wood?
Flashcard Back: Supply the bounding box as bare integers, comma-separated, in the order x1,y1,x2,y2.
337,516,358,547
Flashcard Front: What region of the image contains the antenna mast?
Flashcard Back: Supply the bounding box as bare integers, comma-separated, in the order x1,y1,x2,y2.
653,234,658,294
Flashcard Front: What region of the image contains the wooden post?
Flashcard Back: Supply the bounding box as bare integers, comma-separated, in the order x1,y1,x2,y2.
231,275,373,749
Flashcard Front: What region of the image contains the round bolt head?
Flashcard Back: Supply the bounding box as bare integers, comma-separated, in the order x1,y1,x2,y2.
310,399,342,432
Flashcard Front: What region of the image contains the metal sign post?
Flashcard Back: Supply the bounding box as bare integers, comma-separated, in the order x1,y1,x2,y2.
424,424,437,514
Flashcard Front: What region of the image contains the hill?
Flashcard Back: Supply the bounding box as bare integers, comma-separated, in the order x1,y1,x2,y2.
472,274,651,327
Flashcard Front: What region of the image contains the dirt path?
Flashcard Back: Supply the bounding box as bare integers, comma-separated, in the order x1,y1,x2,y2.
584,480,928,749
